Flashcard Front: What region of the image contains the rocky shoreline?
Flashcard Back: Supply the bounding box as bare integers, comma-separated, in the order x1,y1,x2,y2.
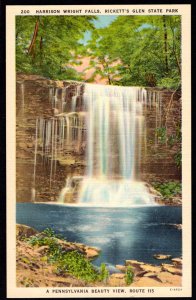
16,224,182,287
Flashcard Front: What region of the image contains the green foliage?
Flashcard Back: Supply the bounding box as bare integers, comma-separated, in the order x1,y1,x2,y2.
156,127,167,144
55,251,99,283
168,123,181,146
125,266,134,285
26,234,58,249
42,228,56,237
20,277,34,287
155,124,181,168
158,76,181,89
16,16,96,79
42,228,64,239
152,181,181,199
99,263,109,283
87,16,181,88
16,15,181,87
174,151,182,169
21,257,31,264
25,228,64,248
26,228,108,283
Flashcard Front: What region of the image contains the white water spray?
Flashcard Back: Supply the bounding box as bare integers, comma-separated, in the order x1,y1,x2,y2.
58,177,72,203
32,83,162,205
79,84,155,206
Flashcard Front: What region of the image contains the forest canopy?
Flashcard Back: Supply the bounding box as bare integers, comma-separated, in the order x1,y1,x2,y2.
16,16,96,80
16,15,181,88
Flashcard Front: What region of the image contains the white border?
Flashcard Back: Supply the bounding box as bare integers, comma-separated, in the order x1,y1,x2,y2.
6,4,191,298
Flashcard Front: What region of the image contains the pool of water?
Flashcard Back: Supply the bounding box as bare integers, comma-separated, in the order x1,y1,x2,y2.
16,203,182,267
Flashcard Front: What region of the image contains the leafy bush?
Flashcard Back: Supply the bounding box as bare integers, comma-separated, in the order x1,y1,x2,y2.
56,250,100,282
26,234,59,250
168,124,181,147
152,181,181,199
174,151,182,169
26,228,64,249
155,127,167,144
157,76,181,89
99,263,109,283
125,266,134,285
155,124,181,169
42,228,56,237
26,228,104,283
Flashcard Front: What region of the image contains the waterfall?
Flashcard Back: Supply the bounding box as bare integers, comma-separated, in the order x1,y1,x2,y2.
32,112,86,197
78,84,155,206
71,85,82,112
58,177,72,203
32,83,162,205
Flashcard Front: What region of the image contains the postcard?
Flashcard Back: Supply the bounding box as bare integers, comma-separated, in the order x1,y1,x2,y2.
6,4,191,298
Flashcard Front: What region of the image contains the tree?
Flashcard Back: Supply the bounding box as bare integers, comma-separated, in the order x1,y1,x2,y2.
86,15,181,88
16,16,96,80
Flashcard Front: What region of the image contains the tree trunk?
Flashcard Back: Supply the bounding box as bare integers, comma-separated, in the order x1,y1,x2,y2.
170,25,181,76
108,75,112,85
174,52,181,76
163,16,169,74
103,58,112,85
39,36,43,66
28,18,39,56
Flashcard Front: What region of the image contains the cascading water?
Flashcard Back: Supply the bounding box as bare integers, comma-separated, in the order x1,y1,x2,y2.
71,85,82,112
78,84,155,206
32,83,162,206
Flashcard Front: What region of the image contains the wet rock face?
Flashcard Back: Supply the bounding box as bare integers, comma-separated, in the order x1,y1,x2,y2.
141,88,181,182
16,73,181,203
16,74,85,203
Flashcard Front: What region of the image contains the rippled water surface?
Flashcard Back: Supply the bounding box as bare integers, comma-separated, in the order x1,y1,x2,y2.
17,203,182,267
